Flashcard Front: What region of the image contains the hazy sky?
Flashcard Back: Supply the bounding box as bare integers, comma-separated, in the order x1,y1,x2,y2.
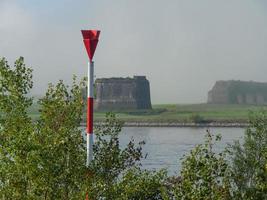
1,0,267,104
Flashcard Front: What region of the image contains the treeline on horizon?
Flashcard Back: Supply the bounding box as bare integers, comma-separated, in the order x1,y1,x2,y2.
0,57,266,199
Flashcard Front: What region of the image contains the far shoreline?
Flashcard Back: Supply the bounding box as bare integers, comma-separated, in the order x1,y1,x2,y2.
30,103,266,128
81,121,248,128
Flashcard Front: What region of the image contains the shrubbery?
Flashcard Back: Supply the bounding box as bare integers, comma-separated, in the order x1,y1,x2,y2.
0,57,86,199
173,132,231,199
189,113,205,123
0,57,266,199
228,111,267,199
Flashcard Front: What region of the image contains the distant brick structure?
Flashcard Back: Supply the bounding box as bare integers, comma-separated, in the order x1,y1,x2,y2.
94,76,152,111
208,80,267,105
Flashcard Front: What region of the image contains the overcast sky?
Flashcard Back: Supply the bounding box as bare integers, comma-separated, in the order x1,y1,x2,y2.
0,0,267,104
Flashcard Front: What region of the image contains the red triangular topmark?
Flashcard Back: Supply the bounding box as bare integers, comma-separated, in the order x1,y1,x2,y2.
81,30,100,61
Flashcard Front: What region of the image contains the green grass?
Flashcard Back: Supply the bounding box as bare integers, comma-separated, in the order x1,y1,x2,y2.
28,103,267,123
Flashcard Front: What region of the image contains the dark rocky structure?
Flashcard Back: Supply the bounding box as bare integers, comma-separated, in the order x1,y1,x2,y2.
208,80,267,105
94,76,152,111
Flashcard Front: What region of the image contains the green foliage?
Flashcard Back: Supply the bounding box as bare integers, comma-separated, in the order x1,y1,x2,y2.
189,113,205,123
0,57,87,199
32,78,87,199
228,111,267,199
0,57,34,198
85,113,168,199
171,112,267,200
92,113,144,178
173,132,231,200
114,168,167,200
125,109,167,116
0,57,33,114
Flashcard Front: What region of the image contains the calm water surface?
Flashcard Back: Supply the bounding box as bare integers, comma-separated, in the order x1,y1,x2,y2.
119,127,244,175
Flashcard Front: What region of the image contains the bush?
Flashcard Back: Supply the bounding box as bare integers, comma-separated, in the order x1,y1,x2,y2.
172,112,267,200
0,57,36,198
228,111,267,199
173,131,231,200
114,168,167,200
190,113,205,123
0,57,87,199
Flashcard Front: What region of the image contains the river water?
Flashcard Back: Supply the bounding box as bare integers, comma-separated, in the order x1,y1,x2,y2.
118,127,244,175
83,127,244,175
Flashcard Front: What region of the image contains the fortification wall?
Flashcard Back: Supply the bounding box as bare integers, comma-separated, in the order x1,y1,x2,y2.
94,76,152,111
208,80,267,105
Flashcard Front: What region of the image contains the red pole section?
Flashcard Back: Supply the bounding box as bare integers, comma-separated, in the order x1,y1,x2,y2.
87,97,93,133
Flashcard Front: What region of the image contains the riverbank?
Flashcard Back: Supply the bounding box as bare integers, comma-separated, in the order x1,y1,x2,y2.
92,104,267,123
121,121,249,127
29,103,266,127
81,121,249,128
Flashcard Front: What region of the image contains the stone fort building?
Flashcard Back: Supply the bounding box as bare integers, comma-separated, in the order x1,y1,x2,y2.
208,80,267,105
94,76,152,111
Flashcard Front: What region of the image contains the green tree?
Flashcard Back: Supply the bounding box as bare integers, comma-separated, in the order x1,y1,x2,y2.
0,57,34,199
114,168,167,200
173,131,231,200
229,111,267,199
0,57,87,199
31,78,87,199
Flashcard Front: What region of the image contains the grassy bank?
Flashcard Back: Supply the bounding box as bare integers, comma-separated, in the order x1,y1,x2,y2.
28,103,267,123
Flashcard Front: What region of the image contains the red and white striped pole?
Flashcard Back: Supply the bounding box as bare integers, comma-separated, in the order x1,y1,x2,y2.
81,30,100,167
86,60,94,166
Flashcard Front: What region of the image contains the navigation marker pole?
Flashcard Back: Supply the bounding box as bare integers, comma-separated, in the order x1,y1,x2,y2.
81,30,100,167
